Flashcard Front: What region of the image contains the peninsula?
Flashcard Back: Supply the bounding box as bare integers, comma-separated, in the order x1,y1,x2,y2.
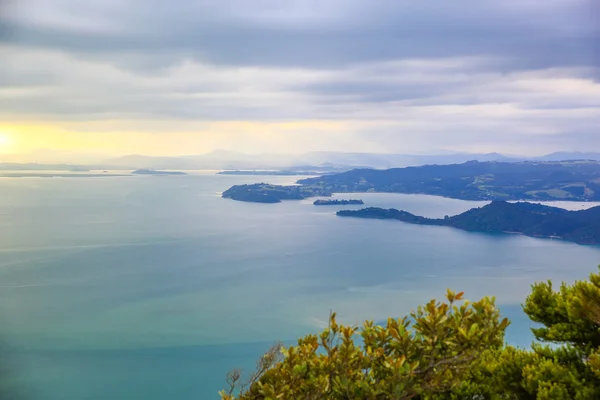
223,160,600,203
336,201,600,245
299,161,600,201
314,199,364,205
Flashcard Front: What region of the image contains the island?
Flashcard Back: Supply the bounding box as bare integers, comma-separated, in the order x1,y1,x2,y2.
222,183,331,203
314,199,364,206
132,169,187,176
336,201,600,245
222,161,600,203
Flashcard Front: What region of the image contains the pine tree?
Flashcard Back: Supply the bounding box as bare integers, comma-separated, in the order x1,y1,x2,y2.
221,267,600,399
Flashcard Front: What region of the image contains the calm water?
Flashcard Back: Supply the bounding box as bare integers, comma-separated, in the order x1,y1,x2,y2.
1,174,599,399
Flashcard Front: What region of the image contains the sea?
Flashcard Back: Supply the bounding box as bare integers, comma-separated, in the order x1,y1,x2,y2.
1,172,599,399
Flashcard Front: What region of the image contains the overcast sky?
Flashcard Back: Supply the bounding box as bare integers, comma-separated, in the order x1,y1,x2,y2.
1,0,599,157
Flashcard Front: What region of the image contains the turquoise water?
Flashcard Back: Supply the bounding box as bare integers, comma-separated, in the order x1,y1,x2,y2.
1,174,599,399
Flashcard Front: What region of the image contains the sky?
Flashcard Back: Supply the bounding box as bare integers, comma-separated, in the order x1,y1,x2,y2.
0,0,599,160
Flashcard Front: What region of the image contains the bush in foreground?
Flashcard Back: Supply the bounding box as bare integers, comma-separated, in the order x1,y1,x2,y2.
221,267,600,399
221,290,508,399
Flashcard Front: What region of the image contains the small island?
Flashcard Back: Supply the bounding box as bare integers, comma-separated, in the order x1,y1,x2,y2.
314,199,364,206
132,169,187,176
337,201,600,245
222,183,331,203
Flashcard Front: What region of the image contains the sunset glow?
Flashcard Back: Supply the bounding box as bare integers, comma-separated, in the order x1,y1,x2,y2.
0,0,597,160
0,132,14,153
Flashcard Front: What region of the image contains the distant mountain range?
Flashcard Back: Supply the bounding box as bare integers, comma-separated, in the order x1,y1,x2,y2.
3,150,600,171
97,151,600,170
534,152,600,162
98,151,600,170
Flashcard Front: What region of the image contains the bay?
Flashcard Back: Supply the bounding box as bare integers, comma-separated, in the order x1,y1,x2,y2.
1,174,599,399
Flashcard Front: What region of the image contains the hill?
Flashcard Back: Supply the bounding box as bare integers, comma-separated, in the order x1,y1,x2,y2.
298,161,600,201
337,201,600,245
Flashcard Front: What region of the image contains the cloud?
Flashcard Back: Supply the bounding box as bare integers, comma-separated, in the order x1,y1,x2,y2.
4,0,597,69
0,0,599,155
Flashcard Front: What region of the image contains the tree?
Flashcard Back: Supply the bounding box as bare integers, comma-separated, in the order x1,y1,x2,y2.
437,267,600,399
221,290,509,400
517,267,600,398
222,267,600,399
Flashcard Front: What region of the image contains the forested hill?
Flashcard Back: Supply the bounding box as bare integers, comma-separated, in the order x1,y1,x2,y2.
337,201,600,245
298,161,600,201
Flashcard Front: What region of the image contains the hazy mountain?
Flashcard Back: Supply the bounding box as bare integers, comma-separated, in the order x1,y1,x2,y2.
103,151,521,170
4,149,597,171
102,155,201,170
535,152,600,162
300,151,517,168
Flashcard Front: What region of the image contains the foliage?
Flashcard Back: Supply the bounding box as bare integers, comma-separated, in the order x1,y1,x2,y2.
222,267,600,399
437,267,600,399
519,267,600,398
220,290,509,399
